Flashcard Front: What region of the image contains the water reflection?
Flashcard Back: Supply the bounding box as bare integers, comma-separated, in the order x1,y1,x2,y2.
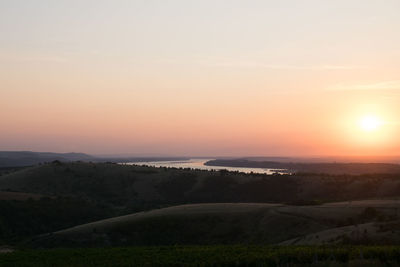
124,159,286,174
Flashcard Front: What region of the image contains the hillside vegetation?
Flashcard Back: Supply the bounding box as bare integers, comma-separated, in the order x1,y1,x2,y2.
1,162,400,208
30,201,400,247
0,197,113,243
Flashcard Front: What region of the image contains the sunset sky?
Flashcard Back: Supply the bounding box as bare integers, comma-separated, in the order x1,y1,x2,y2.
1,0,399,157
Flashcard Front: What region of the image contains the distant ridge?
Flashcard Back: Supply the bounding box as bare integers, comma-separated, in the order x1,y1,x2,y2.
206,159,400,175
0,151,94,167
0,151,190,168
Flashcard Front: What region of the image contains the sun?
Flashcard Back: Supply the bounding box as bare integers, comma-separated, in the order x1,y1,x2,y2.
359,115,382,132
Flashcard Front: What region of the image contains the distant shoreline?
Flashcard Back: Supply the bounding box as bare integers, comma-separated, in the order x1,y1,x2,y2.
205,159,400,175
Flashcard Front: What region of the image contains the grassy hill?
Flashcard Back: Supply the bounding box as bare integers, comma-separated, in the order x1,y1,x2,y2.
29,200,400,247
0,191,45,201
0,197,113,244
1,162,400,208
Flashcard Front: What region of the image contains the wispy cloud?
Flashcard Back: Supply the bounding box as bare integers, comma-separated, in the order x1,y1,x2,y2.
327,80,400,91
318,65,365,70
0,54,67,63
207,60,365,70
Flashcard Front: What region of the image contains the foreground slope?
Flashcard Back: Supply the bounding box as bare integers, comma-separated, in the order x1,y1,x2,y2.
31,200,400,247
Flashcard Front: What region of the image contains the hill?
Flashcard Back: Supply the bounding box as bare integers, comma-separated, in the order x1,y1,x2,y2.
1,162,400,210
0,191,44,201
3,162,400,203
30,200,400,247
0,151,94,167
1,162,400,245
0,151,190,168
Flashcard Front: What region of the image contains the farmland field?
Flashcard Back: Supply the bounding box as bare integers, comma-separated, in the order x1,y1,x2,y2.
1,246,400,266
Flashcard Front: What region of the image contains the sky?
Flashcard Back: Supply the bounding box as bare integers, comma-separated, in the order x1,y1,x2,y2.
1,0,400,157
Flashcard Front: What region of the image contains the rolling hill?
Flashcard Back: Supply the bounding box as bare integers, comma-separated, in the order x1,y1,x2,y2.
31,200,400,247
0,151,94,168
1,162,400,210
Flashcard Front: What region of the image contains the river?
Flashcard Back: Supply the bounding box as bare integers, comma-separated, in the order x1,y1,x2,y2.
124,158,286,174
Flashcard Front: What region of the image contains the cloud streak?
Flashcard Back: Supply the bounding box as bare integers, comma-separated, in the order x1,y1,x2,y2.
0,54,67,63
327,80,400,91
208,60,366,70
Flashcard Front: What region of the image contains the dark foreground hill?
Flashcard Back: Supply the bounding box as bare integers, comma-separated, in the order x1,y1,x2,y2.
30,201,400,247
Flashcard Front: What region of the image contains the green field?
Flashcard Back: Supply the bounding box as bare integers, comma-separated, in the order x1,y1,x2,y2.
1,246,400,266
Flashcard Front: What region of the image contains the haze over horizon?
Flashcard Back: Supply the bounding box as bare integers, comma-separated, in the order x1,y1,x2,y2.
1,0,400,157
